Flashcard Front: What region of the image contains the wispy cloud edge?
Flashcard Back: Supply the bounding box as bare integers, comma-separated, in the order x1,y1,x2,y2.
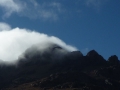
0,0,63,21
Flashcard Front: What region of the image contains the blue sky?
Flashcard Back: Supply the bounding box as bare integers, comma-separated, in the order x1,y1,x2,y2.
0,0,120,60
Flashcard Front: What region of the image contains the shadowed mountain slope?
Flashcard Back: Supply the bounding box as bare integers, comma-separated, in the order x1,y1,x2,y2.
0,44,120,90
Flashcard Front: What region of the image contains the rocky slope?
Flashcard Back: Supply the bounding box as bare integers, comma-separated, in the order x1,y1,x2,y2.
0,47,120,90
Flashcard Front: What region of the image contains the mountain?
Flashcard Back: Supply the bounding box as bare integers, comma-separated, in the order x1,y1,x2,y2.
0,44,120,90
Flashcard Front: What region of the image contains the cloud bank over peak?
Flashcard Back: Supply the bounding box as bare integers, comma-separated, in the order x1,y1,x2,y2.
0,22,77,62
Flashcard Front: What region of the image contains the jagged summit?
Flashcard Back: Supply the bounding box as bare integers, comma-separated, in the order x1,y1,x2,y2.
86,50,99,57
87,50,105,60
108,55,119,65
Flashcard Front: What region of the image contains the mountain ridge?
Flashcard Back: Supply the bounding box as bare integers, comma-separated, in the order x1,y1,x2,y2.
0,48,120,90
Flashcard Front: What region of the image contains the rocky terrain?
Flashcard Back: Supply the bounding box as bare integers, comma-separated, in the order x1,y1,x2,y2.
0,45,120,90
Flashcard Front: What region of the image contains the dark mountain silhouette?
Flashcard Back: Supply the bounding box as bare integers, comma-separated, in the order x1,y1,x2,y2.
0,44,120,90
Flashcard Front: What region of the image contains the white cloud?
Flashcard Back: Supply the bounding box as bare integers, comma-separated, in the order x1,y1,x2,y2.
85,0,108,9
21,1,62,20
0,0,23,18
0,22,11,31
0,0,63,20
0,22,77,62
86,0,101,7
29,0,39,7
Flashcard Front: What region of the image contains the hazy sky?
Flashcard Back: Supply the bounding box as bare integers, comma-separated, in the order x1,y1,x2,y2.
0,0,120,60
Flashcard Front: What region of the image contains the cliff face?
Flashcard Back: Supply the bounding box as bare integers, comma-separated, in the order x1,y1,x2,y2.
0,48,120,90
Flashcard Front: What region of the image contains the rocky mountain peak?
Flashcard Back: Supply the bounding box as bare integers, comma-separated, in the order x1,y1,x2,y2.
86,50,99,57
108,55,119,65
